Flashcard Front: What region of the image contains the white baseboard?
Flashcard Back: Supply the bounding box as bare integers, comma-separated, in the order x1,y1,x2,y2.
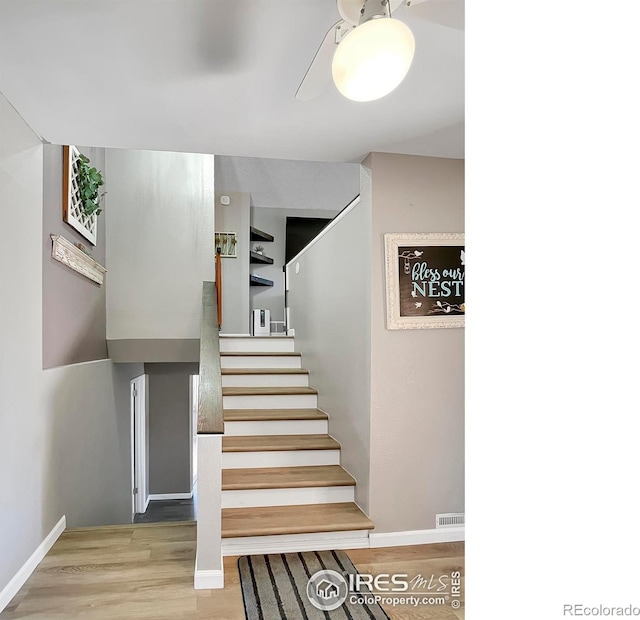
148,492,193,501
369,527,465,548
194,554,224,589
0,515,66,613
222,530,370,556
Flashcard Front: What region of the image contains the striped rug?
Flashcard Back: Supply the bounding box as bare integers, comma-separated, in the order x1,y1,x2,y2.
238,550,390,619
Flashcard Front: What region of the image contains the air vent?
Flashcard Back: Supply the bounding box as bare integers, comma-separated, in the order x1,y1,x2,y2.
436,513,465,528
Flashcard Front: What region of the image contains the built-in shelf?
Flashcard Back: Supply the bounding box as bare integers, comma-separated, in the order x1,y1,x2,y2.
250,226,274,243
250,274,274,287
250,251,274,265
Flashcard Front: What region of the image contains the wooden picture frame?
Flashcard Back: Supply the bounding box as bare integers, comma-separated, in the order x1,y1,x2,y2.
384,233,465,330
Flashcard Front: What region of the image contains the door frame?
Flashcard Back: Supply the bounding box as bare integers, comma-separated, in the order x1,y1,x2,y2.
189,374,199,491
130,374,149,519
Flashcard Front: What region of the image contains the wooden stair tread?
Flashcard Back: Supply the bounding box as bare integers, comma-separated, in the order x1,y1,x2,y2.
224,408,328,421
221,368,309,375
222,434,340,452
222,502,373,538
222,386,317,396
221,351,301,357
222,465,355,490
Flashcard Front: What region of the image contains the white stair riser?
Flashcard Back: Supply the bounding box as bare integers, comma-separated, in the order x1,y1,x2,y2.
222,485,355,508
221,356,301,369
224,420,327,436
223,394,317,409
222,450,340,469
219,338,295,353
222,374,309,388
222,530,370,556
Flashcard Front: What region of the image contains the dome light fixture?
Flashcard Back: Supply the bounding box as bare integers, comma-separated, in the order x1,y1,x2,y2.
332,3,415,103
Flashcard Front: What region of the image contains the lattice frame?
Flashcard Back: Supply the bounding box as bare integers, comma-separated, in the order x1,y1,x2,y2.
63,145,98,245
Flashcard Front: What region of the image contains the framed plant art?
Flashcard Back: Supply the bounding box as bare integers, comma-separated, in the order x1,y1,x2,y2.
384,232,465,330
63,145,104,245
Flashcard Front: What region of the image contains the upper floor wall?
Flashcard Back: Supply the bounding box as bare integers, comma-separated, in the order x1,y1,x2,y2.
105,149,215,341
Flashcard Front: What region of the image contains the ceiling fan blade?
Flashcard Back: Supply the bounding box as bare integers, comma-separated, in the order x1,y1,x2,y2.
295,20,345,101
404,0,464,31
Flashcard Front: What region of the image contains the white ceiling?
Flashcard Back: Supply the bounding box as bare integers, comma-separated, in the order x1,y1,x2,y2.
0,0,464,163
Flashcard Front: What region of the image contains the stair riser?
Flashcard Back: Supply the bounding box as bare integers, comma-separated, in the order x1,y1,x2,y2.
221,356,301,369
221,530,370,555
221,486,355,509
222,450,341,469
219,338,295,353
222,374,309,388
224,420,327,436
223,394,317,409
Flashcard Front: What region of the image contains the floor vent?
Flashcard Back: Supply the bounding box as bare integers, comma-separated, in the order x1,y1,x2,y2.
436,513,465,528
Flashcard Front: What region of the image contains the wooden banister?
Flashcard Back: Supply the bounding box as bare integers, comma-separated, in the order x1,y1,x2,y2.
198,281,224,434
215,248,222,330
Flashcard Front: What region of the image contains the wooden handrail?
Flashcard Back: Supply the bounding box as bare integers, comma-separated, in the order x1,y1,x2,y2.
198,281,224,434
215,248,222,329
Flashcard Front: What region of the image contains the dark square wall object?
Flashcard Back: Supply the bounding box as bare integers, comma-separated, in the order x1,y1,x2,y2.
285,217,332,264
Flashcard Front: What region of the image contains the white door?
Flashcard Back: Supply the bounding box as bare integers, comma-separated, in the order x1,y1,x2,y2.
130,375,149,518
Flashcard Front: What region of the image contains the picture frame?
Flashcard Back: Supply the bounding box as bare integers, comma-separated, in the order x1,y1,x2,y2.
214,231,238,258
63,145,98,245
384,232,465,330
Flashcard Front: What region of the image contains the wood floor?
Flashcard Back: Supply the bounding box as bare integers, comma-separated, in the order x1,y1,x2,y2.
1,522,464,620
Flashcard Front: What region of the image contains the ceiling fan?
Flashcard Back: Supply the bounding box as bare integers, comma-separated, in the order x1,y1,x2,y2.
295,0,464,102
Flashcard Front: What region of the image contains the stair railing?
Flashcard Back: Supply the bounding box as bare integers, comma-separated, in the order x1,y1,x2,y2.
215,248,222,329
194,281,225,589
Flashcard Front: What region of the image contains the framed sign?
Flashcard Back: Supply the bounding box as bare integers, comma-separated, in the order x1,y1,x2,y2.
384,233,465,330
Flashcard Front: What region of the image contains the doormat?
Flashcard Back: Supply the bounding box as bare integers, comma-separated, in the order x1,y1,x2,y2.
238,549,390,619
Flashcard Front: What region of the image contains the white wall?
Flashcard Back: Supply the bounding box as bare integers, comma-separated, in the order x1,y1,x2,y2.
0,94,137,604
105,149,214,340
251,207,338,324
286,198,372,512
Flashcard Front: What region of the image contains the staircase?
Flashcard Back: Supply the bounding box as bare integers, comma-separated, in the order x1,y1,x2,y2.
218,335,373,555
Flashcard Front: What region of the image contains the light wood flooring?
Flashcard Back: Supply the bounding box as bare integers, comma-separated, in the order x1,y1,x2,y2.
1,522,464,620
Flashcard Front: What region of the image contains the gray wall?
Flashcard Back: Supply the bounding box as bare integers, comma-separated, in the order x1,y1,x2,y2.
215,192,250,334
251,207,338,323
145,363,198,495
286,199,372,512
368,152,465,533
42,144,108,368
1,92,142,599
215,155,359,211
105,148,214,341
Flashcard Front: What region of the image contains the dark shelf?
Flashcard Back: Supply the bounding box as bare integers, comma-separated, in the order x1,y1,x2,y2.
250,227,274,243
250,274,274,287
250,251,274,265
